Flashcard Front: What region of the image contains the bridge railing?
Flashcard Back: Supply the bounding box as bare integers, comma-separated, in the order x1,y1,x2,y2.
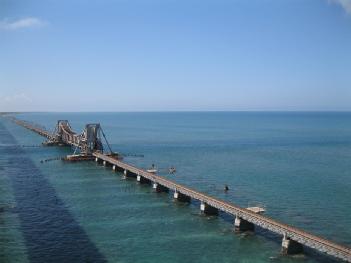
93,152,351,261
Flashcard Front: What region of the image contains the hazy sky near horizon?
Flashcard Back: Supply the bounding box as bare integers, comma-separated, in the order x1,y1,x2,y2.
1,0,351,112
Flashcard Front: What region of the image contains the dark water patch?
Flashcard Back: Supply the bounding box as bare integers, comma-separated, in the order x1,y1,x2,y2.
0,122,106,263
0,204,16,213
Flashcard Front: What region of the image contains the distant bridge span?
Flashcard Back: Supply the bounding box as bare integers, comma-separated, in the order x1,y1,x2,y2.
12,118,107,154
10,117,351,262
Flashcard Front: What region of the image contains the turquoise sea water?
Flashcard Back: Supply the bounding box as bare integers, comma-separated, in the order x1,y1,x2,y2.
0,112,350,263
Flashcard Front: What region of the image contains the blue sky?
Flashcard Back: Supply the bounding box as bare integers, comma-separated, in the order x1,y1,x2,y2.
1,0,351,112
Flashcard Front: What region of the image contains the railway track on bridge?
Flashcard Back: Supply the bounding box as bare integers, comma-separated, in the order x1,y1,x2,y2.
8,116,351,262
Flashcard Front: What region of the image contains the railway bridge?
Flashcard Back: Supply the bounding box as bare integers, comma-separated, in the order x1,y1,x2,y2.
12,118,110,154
9,117,351,262
49,120,107,154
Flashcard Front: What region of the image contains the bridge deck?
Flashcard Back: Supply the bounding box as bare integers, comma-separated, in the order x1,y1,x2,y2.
10,117,351,262
12,118,53,139
93,152,351,262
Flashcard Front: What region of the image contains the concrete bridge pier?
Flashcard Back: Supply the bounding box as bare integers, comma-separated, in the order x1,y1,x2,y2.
137,175,151,184
282,234,303,255
103,160,107,166
121,169,127,179
95,157,99,162
200,202,218,215
123,170,128,179
121,169,136,178
173,191,191,202
152,183,169,193
112,165,116,171
234,216,255,231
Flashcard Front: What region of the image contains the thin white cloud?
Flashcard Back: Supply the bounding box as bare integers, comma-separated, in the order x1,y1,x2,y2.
0,17,46,31
331,0,351,14
0,93,33,103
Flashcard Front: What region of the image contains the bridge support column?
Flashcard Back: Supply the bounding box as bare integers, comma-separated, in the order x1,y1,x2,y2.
173,191,191,202
200,202,218,215
103,160,107,166
282,235,303,255
153,183,169,193
122,169,127,178
95,157,99,162
137,175,151,184
112,165,116,171
234,216,255,231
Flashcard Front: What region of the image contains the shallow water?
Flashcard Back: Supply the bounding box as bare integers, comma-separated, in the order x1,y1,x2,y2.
0,112,350,262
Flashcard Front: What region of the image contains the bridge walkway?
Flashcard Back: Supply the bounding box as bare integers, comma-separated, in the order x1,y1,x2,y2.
93,152,351,262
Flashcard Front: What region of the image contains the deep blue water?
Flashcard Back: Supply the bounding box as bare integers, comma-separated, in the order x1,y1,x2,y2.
0,112,350,263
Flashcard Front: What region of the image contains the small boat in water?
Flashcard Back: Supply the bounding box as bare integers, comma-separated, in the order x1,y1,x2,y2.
147,164,158,174
146,168,158,174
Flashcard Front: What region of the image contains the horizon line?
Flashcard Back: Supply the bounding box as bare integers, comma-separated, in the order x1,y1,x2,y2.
1,110,351,114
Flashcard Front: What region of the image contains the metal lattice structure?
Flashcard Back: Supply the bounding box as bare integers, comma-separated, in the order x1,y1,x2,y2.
52,120,108,154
